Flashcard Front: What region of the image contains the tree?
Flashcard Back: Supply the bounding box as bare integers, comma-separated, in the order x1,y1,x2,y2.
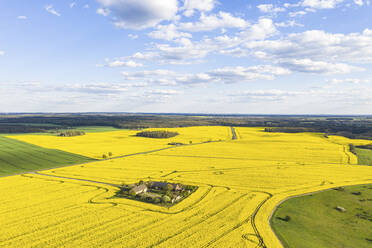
129,189,136,197
167,184,174,191
189,141,193,144
162,195,171,203
108,152,113,157
102,154,107,159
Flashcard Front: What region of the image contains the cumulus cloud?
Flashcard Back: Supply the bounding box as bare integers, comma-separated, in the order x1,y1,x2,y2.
70,2,76,8
56,83,130,94
0,51,4,56
277,59,363,74
181,0,217,17
276,20,304,27
230,89,302,101
257,4,286,14
97,8,110,16
302,0,344,9
289,10,307,17
240,18,277,40
110,18,277,65
327,78,371,84
208,65,291,83
45,5,61,16
17,16,27,19
127,42,209,65
149,24,192,41
146,89,180,95
107,60,143,68
179,11,249,32
121,65,291,86
96,0,178,29
244,29,372,64
128,34,138,39
354,0,364,5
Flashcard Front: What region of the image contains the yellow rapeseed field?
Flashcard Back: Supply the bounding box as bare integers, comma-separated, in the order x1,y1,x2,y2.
1,126,372,247
8,126,231,159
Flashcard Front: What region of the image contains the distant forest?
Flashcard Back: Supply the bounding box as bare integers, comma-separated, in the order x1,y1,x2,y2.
0,113,372,140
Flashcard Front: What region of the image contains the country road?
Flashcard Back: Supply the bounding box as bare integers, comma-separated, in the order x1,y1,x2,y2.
231,127,237,140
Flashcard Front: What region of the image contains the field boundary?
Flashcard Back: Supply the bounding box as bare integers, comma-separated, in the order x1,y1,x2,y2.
0,137,225,179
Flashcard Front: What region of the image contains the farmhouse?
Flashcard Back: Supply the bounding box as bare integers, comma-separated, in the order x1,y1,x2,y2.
150,181,168,189
130,184,148,195
149,181,182,191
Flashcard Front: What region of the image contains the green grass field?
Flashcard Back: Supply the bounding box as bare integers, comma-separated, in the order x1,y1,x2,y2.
355,148,372,166
271,184,372,248
0,136,95,176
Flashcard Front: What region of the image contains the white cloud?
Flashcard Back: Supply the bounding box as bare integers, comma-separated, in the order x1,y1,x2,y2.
327,78,371,84
96,0,178,29
230,89,302,101
70,2,76,8
17,16,27,20
45,5,61,16
56,83,130,94
289,10,307,17
121,65,291,86
302,0,344,9
128,34,138,39
208,65,291,83
278,59,363,74
114,19,277,65
97,8,110,16
149,24,192,41
83,4,90,9
354,0,364,5
179,11,249,32
244,29,372,64
127,42,209,65
181,0,217,17
108,60,143,67
0,51,5,56
276,20,304,27
240,18,277,40
257,4,286,14
147,89,180,95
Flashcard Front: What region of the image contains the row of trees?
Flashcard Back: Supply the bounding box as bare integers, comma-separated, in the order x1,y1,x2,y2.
136,130,179,138
59,130,85,137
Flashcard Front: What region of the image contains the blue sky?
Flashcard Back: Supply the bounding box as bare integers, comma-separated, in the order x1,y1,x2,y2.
1,0,372,114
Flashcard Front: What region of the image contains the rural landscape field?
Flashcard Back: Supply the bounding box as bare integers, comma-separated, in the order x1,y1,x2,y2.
2,0,372,247
1,122,371,247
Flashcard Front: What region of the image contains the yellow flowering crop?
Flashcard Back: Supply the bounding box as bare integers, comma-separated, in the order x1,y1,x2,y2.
1,127,371,247
8,126,231,159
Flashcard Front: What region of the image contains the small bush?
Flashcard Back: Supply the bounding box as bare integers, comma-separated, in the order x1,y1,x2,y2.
277,215,291,222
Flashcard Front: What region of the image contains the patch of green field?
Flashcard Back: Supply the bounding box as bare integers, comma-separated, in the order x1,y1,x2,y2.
355,148,372,166
271,184,372,248
0,136,95,176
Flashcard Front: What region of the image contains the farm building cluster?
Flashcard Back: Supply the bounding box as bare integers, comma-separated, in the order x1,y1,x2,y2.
117,181,198,206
